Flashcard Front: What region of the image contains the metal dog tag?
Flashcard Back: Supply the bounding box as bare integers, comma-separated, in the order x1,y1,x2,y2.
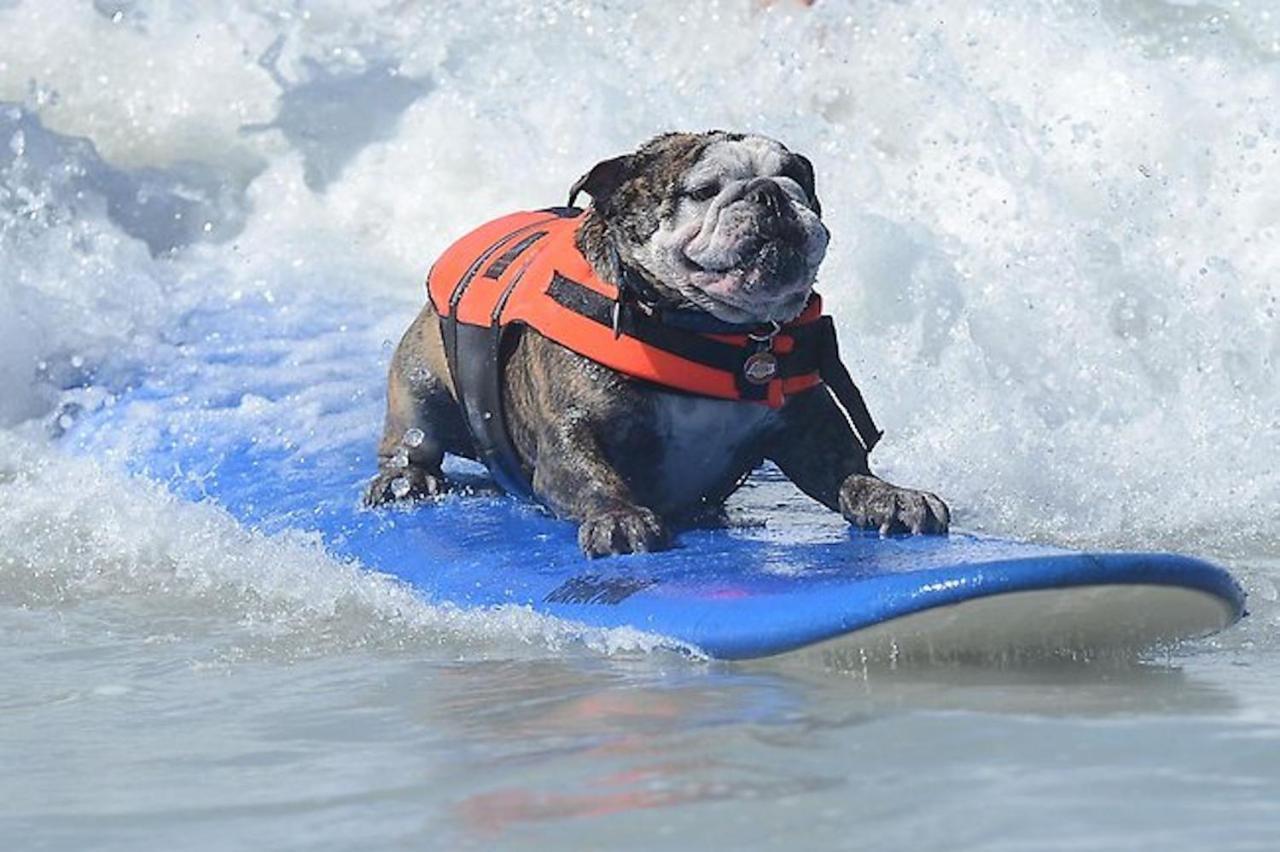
743,350,779,385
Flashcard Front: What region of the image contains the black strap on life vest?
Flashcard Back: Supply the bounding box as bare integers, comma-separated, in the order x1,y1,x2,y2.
443,317,536,500
810,315,883,453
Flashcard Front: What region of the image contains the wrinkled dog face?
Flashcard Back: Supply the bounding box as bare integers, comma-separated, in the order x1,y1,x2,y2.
576,132,830,324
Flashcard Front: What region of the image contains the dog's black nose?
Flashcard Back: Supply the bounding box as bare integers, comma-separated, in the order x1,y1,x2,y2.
744,178,790,219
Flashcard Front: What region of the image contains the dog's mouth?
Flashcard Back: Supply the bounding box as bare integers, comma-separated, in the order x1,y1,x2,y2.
678,251,814,324
678,235,814,320
683,232,804,275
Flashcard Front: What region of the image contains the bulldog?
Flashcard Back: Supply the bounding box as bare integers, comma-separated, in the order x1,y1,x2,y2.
366,131,949,556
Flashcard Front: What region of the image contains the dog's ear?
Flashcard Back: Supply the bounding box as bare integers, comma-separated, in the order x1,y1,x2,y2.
568,154,633,208
782,152,821,216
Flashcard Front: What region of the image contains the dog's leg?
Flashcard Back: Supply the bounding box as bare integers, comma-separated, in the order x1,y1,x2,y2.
529,417,669,557
501,333,669,557
365,306,470,506
767,389,950,535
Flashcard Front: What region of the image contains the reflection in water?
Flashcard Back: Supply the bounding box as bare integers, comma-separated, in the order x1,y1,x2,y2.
1,597,1274,850
373,652,1242,839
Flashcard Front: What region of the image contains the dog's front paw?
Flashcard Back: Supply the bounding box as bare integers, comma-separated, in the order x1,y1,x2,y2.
838,474,950,536
363,466,446,507
578,505,669,557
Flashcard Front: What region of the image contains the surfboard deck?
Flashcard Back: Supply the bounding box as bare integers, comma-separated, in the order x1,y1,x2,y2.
61,292,1245,661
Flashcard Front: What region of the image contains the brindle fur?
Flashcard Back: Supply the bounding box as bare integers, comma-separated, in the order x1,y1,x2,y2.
366,131,949,557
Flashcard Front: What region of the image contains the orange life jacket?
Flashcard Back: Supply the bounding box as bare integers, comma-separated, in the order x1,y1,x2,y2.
426,206,880,498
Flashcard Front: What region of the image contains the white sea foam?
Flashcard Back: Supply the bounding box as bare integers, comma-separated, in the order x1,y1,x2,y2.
0,431,682,660
0,0,1277,654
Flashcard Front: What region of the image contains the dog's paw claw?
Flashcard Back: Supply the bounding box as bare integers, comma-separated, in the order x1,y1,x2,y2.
578,505,669,557
363,467,446,507
838,474,949,536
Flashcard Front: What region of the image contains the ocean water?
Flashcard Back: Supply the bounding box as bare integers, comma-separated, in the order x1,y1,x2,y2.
1,1,1279,849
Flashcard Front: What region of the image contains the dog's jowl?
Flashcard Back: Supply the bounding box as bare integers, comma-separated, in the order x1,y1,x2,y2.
367,131,950,557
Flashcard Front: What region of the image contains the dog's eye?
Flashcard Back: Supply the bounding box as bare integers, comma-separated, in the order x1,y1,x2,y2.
686,182,720,202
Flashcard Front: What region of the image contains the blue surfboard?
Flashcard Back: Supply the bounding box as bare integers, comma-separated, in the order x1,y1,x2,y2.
62,291,1244,662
